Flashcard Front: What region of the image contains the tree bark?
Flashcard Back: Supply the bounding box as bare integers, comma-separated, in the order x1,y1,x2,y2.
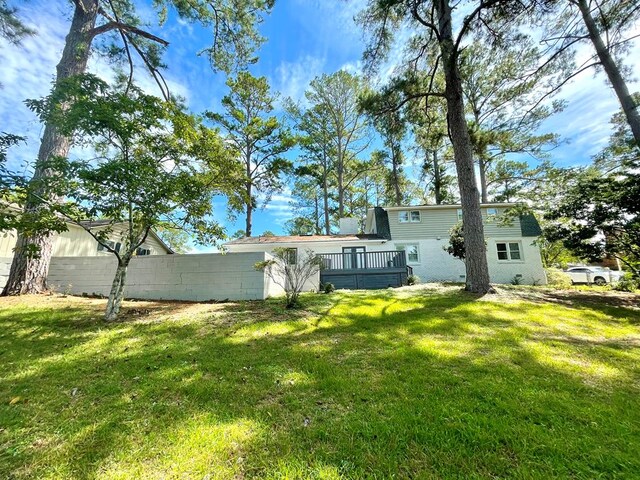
105,259,129,321
322,148,331,235
479,156,488,203
435,0,491,293
245,181,253,237
577,0,640,147
432,150,443,205
391,146,402,205
2,0,99,296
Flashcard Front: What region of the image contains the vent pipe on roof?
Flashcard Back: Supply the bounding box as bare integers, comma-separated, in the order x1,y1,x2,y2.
339,217,359,235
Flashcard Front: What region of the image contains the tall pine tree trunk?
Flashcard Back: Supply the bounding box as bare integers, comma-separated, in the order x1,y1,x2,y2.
479,156,488,203
435,0,491,293
577,0,640,146
391,147,402,205
3,0,99,295
105,258,129,322
432,150,443,205
322,150,331,234
245,181,253,237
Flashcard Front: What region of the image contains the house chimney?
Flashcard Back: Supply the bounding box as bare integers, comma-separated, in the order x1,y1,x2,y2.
339,217,359,235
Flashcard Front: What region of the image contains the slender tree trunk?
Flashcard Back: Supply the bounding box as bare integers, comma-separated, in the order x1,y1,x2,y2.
105,258,129,322
322,150,331,235
435,0,491,293
245,181,253,237
432,150,443,205
479,156,488,203
391,147,402,205
337,149,345,217
577,0,640,146
3,1,99,296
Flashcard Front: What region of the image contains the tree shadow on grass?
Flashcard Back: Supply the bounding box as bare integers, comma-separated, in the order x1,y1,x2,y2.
1,290,639,478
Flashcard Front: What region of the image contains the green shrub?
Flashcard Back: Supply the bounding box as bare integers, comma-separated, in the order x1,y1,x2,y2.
320,282,335,294
546,268,572,288
612,274,638,292
511,275,524,285
407,274,420,286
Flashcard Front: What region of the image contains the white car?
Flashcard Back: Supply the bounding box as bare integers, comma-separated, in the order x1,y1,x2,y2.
564,266,625,285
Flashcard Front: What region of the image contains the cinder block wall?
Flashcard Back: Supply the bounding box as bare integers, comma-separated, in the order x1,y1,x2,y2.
0,257,12,291
48,252,286,301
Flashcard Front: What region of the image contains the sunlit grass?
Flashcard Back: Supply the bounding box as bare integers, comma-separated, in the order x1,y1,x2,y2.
1,286,639,478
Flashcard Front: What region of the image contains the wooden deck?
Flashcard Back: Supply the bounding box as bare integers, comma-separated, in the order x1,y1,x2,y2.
318,251,411,290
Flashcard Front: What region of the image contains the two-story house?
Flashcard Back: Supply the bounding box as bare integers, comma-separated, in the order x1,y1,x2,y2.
224,203,546,289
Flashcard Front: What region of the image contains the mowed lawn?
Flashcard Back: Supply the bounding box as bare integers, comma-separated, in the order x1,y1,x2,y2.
1,286,639,479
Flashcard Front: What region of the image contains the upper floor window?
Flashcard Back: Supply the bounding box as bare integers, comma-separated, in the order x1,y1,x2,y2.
136,247,151,256
398,210,421,223
486,208,498,220
496,242,522,261
457,209,463,221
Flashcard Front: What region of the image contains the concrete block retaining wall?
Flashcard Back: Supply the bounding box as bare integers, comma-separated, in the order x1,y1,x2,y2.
47,252,286,301
0,257,11,291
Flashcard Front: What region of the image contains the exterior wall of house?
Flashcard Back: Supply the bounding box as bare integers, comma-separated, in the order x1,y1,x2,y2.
390,237,546,285
47,252,285,301
384,206,521,240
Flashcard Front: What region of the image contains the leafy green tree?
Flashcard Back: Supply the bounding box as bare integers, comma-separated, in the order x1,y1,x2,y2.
531,0,640,146
459,39,564,202
208,72,295,237
285,217,317,236
304,71,372,219
155,226,190,254
8,75,236,319
546,108,640,276
4,0,273,295
359,0,524,293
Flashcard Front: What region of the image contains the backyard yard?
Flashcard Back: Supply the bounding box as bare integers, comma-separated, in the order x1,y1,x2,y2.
1,285,639,479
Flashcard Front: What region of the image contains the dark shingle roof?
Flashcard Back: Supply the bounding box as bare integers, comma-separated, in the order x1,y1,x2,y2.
520,214,543,237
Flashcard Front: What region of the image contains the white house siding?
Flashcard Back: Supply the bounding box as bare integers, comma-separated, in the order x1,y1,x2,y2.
385,206,521,240
53,224,169,256
391,237,546,285
47,252,285,301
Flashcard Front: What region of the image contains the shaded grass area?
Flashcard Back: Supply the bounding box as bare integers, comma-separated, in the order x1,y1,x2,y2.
1,286,639,479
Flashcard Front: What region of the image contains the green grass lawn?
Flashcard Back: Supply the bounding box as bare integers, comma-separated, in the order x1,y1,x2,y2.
1,285,639,479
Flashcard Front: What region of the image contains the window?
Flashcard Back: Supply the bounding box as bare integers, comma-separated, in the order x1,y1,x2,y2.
398,210,421,223
283,248,297,265
136,247,151,256
496,242,522,261
396,244,420,263
486,208,498,221
97,241,121,253
457,209,463,221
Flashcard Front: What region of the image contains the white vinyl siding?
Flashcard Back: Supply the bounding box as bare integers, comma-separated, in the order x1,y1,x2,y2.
387,207,521,240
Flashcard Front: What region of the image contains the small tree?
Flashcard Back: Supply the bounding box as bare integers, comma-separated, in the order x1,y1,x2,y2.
13,75,237,320
255,248,323,308
445,223,466,260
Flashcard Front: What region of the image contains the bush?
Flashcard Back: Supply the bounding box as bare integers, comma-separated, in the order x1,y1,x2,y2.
511,275,523,285
407,274,420,286
321,282,335,294
546,268,572,288
612,274,639,292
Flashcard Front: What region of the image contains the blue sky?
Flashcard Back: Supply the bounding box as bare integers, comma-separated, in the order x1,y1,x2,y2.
1,0,639,251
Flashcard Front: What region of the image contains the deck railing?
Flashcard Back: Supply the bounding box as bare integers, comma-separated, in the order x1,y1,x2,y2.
317,250,407,271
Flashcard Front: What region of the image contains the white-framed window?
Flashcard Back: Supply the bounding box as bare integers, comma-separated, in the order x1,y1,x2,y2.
398,210,421,223
136,247,151,256
496,241,522,261
457,209,463,221
486,208,498,221
283,247,297,265
98,241,121,253
396,244,420,264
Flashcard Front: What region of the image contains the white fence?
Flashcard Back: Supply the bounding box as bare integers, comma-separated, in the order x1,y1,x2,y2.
47,252,287,301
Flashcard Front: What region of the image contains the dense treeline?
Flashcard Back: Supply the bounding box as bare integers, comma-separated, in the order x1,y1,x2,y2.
1,0,638,316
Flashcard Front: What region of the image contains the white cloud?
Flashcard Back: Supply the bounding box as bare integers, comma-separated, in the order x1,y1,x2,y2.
272,55,326,104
